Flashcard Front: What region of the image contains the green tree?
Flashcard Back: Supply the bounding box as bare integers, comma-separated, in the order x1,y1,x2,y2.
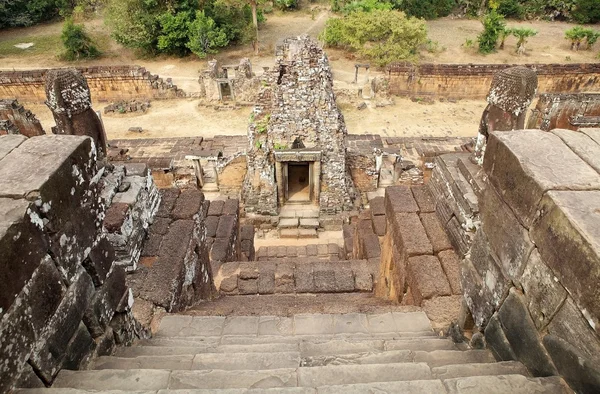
583,30,600,50
217,0,265,54
61,17,100,60
510,27,537,54
105,0,162,54
320,9,428,67
572,0,600,24
399,0,456,19
478,10,506,53
565,26,587,50
498,27,513,49
157,11,193,56
186,10,229,58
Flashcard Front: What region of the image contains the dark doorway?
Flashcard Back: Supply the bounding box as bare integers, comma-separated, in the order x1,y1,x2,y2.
287,162,310,202
219,82,232,101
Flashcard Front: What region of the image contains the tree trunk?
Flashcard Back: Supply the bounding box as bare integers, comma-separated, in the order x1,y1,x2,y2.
251,0,259,55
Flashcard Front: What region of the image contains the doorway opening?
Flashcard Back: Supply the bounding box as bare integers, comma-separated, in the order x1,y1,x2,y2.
287,162,310,202
219,82,232,101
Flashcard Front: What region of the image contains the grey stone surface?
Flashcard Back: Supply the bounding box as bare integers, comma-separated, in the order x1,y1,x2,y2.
407,255,452,305
53,369,171,390
316,380,447,394
443,375,572,394
191,352,301,370
294,314,334,335
297,363,432,387
302,350,412,367
179,316,225,337
0,134,27,161
295,263,314,293
497,288,558,377
332,313,369,335
169,368,297,389
385,338,457,352
258,316,294,336
300,339,384,357
432,361,529,379
413,350,495,368
543,335,600,394
480,186,534,280
484,313,517,362
93,355,194,370
531,190,600,333
483,130,600,228
222,316,259,336
520,249,567,330
552,128,600,173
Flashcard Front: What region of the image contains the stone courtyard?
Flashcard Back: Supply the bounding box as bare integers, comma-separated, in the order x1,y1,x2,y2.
0,35,599,394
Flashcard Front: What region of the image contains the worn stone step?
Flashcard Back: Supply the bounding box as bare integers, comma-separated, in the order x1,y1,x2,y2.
298,228,318,238
457,156,485,198
93,352,301,370
432,361,530,379
442,375,572,394
278,218,299,228
413,349,496,368
279,228,299,239
115,343,300,356
156,312,433,338
169,368,299,389
297,362,432,387
299,218,319,229
52,369,172,391
302,349,413,366
316,380,447,394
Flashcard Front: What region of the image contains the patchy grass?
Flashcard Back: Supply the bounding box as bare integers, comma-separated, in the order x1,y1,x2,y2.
0,34,62,57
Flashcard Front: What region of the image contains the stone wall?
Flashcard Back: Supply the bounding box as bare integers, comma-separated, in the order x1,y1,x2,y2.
386,63,600,99
527,92,600,131
0,66,184,104
0,99,45,137
461,129,600,393
374,185,463,329
0,135,142,391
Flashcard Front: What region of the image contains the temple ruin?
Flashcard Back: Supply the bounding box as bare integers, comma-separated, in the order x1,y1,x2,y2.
0,35,599,394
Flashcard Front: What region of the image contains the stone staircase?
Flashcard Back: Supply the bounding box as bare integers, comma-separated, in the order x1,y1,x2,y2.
15,311,571,393
278,206,320,239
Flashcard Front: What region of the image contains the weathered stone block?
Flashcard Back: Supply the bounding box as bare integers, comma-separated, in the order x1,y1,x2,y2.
103,202,130,233
543,335,600,394
480,186,534,280
335,261,355,292
407,255,451,305
31,268,95,383
216,215,236,239
222,198,239,216
257,263,275,294
531,190,600,333
210,238,230,264
547,297,600,365
0,134,27,161
521,249,567,331
240,224,254,241
275,262,294,293
295,263,314,293
239,262,259,279
551,128,600,173
391,213,433,257
314,263,337,293
83,235,116,287
483,130,600,228
497,288,558,377
369,196,385,216
171,189,204,220
306,244,318,256
205,215,219,238
372,215,386,236
485,313,517,362
411,185,436,213
207,200,224,216
238,278,258,295
62,322,94,370
461,257,496,328
149,217,171,236
438,250,461,295
420,212,452,254
363,233,381,259
384,185,419,215
156,188,180,218
83,266,127,338
351,260,373,292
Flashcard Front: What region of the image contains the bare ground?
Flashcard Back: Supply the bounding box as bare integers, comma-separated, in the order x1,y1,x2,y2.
1,11,597,140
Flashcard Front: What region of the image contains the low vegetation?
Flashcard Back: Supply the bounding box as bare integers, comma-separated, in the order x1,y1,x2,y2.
60,17,100,60
565,26,600,51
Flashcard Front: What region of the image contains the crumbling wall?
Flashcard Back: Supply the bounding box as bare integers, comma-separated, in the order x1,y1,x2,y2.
204,198,248,273
243,36,354,216
461,129,600,393
0,99,45,137
386,63,600,99
0,135,143,392
374,185,463,329
217,155,247,197
0,66,185,104
526,92,600,131
199,58,260,103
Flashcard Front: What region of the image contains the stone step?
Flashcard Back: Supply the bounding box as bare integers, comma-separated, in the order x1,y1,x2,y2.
114,343,301,356
299,337,458,357
92,351,301,371
457,156,485,198
431,361,530,379
14,375,571,393
299,218,319,229
155,313,433,338
278,218,299,229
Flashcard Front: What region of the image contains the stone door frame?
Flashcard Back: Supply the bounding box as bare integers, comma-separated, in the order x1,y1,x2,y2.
274,150,321,207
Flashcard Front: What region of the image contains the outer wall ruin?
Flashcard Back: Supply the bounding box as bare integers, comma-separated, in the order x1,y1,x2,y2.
386,63,600,99
0,66,184,103
527,92,600,131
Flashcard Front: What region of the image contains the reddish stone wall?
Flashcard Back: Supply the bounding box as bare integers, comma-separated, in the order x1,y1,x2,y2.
0,66,185,104
386,63,600,99
527,93,600,131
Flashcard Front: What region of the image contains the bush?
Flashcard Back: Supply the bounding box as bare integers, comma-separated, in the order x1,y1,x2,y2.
60,18,100,60
157,11,193,56
342,0,392,15
572,0,600,24
496,0,524,18
186,11,229,58
478,10,506,53
274,0,298,10
399,0,456,19
510,26,537,54
320,9,428,66
565,26,600,50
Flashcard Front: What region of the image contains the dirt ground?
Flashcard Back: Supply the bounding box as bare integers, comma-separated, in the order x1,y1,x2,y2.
1,10,597,140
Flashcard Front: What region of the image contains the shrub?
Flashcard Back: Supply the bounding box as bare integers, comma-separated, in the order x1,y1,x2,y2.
399,0,457,19
186,11,229,58
60,17,100,60
274,0,298,10
572,0,600,24
510,27,537,54
342,0,392,15
478,10,506,53
565,26,600,50
320,9,428,66
496,0,524,18
157,11,193,56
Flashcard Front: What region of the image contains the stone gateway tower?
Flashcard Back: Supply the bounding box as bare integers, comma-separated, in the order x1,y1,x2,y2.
242,36,354,216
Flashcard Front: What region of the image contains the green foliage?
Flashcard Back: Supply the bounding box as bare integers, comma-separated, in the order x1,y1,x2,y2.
399,0,457,19
255,114,270,134
341,0,393,15
105,0,161,54
510,26,536,53
60,17,100,60
565,26,600,50
572,0,600,24
498,26,513,49
157,11,193,56
320,9,428,67
186,11,229,58
274,0,298,10
478,10,506,54
273,142,288,150
496,0,524,18
255,140,262,149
